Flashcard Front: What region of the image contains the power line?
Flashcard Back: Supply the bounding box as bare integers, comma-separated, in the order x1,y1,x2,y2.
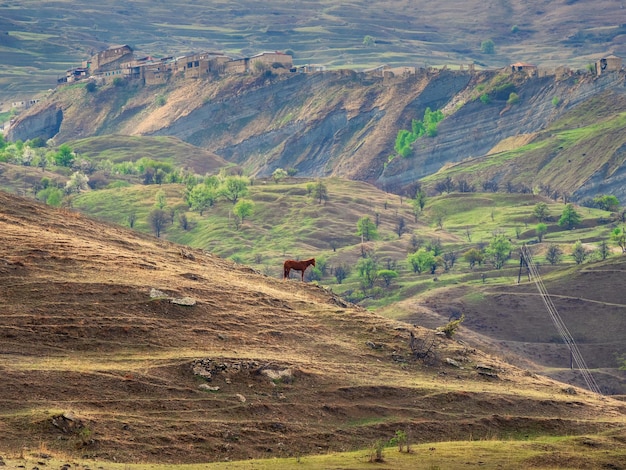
519,245,602,395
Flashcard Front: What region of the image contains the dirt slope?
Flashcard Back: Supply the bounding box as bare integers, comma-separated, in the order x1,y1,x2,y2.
1,190,625,464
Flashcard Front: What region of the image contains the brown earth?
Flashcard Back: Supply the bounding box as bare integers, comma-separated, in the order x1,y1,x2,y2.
1,190,625,465
400,257,626,396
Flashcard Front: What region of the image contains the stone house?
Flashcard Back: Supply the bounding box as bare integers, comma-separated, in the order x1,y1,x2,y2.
249,51,293,73
510,62,538,76
89,45,134,73
596,55,622,76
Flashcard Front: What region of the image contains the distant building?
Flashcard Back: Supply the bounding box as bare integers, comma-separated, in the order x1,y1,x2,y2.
510,62,538,76
89,45,134,73
596,54,622,76
249,51,293,73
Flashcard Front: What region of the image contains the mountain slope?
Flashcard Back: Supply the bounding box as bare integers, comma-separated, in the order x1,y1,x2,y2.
8,67,626,201
1,189,625,464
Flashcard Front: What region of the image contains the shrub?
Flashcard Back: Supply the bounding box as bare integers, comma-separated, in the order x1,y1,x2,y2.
507,92,520,105
438,313,465,338
480,93,491,104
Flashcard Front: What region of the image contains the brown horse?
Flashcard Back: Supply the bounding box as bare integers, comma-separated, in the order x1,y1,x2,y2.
283,258,315,281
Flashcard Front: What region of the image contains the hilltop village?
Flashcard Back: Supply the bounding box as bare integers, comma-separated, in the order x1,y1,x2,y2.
57,44,319,87
57,44,624,89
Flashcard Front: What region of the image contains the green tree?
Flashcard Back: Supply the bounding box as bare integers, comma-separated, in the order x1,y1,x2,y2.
611,227,626,253
463,248,485,269
593,194,620,212
407,248,436,274
356,256,378,289
54,144,75,167
188,184,216,215
572,240,587,264
377,269,398,287
36,187,64,207
155,189,167,209
481,39,495,54
536,222,547,242
558,203,582,229
233,199,254,226
312,180,328,204
363,35,375,47
486,235,512,269
357,216,378,241
480,93,491,104
414,189,427,212
533,202,549,222
272,168,288,183
219,176,249,204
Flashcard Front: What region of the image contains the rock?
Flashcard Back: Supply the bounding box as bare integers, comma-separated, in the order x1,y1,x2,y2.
171,297,196,306
199,384,220,392
149,288,168,298
236,394,246,403
445,358,463,368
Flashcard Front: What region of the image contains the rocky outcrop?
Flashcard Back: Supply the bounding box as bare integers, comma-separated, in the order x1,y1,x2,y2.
6,103,62,142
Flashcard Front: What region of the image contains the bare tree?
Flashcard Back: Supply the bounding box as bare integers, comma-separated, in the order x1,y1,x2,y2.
149,209,169,238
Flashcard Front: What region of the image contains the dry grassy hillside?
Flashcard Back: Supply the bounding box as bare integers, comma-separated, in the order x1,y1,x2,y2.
1,190,626,466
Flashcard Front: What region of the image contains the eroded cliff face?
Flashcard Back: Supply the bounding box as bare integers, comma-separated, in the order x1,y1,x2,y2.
6,103,62,143
379,72,626,192
7,69,626,199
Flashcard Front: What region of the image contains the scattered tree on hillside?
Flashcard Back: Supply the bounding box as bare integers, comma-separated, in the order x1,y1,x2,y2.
533,202,549,222
272,168,288,183
558,203,582,229
435,176,455,194
395,216,406,238
356,256,379,289
598,240,611,260
37,187,64,207
572,240,588,264
155,189,167,209
54,144,75,167
415,189,427,211
65,171,89,194
357,216,378,242
378,269,398,287
611,227,626,253
536,222,548,242
593,194,620,212
219,176,249,204
187,184,216,215
127,211,137,228
233,199,254,228
463,247,484,269
486,235,512,269
545,244,562,265
441,252,457,272
149,209,169,238
481,39,495,54
334,265,350,284
311,179,328,204
363,35,376,47
407,248,437,274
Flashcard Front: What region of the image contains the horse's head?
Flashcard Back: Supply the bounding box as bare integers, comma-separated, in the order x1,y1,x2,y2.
311,258,316,267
